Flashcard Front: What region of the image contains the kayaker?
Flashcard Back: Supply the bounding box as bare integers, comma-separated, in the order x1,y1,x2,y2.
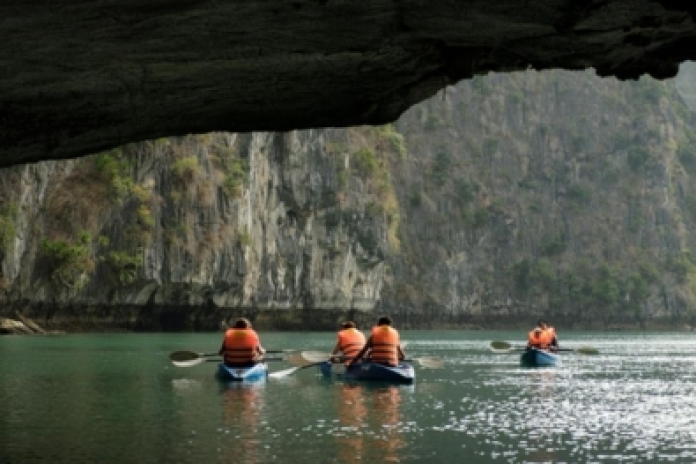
527,322,552,351
349,316,405,367
330,321,366,364
218,317,266,367
538,319,559,351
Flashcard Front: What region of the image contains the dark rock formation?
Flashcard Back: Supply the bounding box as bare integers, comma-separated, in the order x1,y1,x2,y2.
0,312,56,335
2,0,696,166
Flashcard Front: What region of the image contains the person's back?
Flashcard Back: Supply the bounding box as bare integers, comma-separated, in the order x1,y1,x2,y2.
349,316,405,367
333,321,366,363
538,319,558,351
370,319,401,366
527,327,551,350
219,318,265,367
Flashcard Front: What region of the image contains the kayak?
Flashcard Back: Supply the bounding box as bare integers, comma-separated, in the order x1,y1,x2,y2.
215,362,268,382
319,361,415,383
520,348,560,367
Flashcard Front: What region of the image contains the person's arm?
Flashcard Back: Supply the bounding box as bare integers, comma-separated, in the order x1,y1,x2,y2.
397,344,405,361
331,339,342,356
218,340,225,356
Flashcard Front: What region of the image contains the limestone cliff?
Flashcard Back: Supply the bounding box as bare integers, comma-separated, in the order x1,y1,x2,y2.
389,69,696,329
3,68,696,330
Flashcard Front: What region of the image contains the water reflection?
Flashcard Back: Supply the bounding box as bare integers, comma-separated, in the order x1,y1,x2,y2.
221,383,265,464
367,385,407,462
6,332,696,463
335,383,367,463
524,370,558,463
525,368,557,397
331,383,410,463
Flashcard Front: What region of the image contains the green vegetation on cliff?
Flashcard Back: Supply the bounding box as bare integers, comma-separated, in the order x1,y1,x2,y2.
4,68,696,329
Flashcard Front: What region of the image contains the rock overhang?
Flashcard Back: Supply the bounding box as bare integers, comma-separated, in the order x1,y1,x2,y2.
2,0,696,167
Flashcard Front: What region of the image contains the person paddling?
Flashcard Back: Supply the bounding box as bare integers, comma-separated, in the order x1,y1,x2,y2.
331,321,366,364
538,319,559,352
527,319,557,352
218,318,266,367
349,316,405,366
527,325,551,352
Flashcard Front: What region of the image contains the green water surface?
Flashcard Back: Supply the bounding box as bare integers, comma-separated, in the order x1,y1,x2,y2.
1,330,696,463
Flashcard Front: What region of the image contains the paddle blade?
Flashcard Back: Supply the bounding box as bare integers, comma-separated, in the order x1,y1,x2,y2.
300,351,331,363
285,352,327,366
269,366,302,378
169,351,202,362
414,356,444,369
490,341,512,350
576,346,599,355
270,361,325,378
171,357,207,367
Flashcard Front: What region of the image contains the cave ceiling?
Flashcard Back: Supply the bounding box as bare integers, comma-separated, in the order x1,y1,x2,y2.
2,0,696,167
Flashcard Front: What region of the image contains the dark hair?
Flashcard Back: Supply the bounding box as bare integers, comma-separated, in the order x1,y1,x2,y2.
537,319,547,326
233,317,251,329
377,316,392,326
341,321,356,329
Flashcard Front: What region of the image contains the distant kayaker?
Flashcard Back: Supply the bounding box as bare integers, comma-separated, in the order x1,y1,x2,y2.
349,316,405,366
330,321,366,364
218,317,266,367
527,327,551,351
538,319,559,351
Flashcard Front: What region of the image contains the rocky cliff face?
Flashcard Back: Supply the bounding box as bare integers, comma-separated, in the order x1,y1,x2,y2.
389,69,696,329
0,129,401,330
2,69,696,330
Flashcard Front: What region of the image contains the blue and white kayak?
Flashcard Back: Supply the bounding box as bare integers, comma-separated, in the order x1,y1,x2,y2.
215,362,268,382
319,361,415,383
520,348,560,367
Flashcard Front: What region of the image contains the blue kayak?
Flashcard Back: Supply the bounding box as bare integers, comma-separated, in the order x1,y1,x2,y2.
215,362,268,382
319,361,415,383
520,348,560,367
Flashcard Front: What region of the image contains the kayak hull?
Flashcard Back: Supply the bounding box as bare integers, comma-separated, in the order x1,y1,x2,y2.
215,362,268,382
319,361,415,383
520,348,560,367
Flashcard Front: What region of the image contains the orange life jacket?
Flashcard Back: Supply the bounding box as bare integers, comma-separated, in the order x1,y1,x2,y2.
337,328,366,361
222,328,260,365
370,325,400,366
528,328,551,349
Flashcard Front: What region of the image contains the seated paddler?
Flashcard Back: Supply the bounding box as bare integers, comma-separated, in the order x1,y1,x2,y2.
330,321,366,364
537,319,558,351
526,322,552,351
219,317,266,367
349,316,405,367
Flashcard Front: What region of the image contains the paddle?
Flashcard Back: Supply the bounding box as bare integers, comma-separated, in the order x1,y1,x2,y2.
170,349,291,360
171,356,286,368
268,361,327,379
293,351,445,369
489,341,599,355
168,350,290,367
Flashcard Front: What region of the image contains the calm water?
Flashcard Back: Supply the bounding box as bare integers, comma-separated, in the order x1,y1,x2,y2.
2,330,696,463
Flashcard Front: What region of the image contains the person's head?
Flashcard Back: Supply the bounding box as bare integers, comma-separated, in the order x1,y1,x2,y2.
377,316,392,326
233,317,251,329
537,319,548,329
341,321,356,330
